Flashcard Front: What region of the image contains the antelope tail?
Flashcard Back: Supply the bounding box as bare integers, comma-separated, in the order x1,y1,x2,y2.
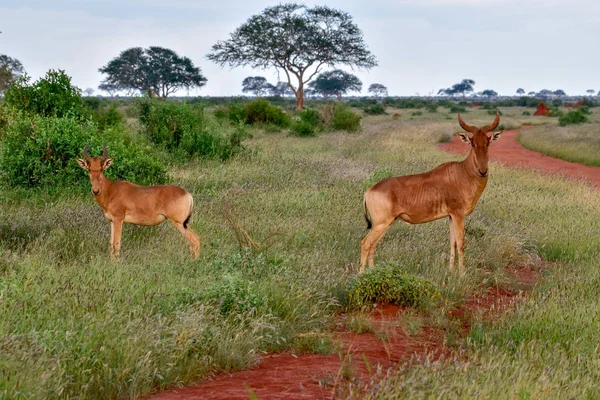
363,193,372,230
184,195,194,229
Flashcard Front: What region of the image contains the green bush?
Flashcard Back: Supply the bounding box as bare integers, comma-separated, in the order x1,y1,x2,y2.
347,264,439,309
243,99,290,127
331,104,361,132
205,274,265,315
95,103,125,131
290,108,323,137
136,98,246,160
487,109,503,116
291,120,316,137
449,105,467,113
3,70,86,118
522,111,531,116
0,113,167,188
363,104,386,115
426,104,438,113
559,109,589,126
411,111,423,116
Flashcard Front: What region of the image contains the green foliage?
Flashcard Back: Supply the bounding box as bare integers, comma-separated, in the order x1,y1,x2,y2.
308,69,362,99
95,103,125,131
0,113,167,188
426,103,438,113
3,70,85,118
99,46,207,98
243,99,290,127
449,105,467,113
363,104,386,115
347,264,439,309
487,109,503,116
522,111,531,116
291,109,322,137
411,111,423,116
136,98,247,160
559,109,589,126
331,104,361,132
205,274,265,315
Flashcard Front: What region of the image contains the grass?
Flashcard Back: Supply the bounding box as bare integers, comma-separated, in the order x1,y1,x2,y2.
518,113,600,166
1,106,600,398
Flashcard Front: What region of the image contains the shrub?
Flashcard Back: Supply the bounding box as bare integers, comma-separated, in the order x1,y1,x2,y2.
205,274,265,315
559,109,589,126
449,105,467,113
426,104,438,113
363,104,386,115
522,111,531,116
330,104,361,132
487,109,503,116
347,264,439,309
95,103,124,131
0,113,167,188
243,99,290,127
136,98,246,160
3,70,86,118
411,111,423,116
291,109,322,137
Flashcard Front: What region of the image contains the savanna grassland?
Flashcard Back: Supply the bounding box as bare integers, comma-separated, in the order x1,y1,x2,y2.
1,101,600,399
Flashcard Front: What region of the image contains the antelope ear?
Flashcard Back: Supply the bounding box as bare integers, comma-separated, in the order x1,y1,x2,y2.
489,131,503,141
102,158,114,170
456,132,472,144
76,158,88,170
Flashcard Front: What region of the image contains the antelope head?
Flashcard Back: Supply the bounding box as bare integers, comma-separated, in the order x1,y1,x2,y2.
456,113,503,178
76,144,114,196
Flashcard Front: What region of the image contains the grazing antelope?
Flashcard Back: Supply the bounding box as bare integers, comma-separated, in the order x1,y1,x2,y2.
360,113,502,275
77,145,200,259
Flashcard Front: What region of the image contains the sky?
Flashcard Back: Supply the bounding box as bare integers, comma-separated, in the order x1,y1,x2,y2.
1,0,599,97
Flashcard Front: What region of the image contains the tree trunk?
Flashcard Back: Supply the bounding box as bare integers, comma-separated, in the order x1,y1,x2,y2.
295,84,304,110
337,93,342,102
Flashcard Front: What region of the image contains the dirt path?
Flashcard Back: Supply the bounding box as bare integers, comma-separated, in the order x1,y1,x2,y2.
148,268,537,400
440,126,600,188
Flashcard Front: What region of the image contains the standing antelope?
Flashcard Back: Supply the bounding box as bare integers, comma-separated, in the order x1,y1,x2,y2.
77,145,201,259
360,113,502,275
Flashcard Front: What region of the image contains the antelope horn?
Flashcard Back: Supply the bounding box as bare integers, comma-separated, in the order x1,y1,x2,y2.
102,143,109,160
83,144,90,160
481,112,501,133
457,113,477,134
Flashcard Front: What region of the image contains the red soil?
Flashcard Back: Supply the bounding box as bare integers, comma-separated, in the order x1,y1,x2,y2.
534,102,550,116
148,268,536,400
440,127,600,188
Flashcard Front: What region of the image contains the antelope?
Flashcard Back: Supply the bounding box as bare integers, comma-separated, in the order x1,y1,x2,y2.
77,145,201,259
360,113,502,275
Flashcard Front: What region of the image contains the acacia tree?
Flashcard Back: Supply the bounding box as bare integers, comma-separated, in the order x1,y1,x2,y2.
308,69,362,101
368,83,388,98
516,88,525,95
0,54,25,95
586,89,595,96
99,47,207,98
481,89,498,98
241,76,273,97
98,82,119,97
207,3,377,110
439,79,475,98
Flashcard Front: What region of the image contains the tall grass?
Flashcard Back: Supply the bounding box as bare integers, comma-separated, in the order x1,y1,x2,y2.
518,120,600,166
1,108,600,398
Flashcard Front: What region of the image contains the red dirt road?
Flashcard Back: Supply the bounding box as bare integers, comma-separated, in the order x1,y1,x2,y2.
149,269,534,400
440,126,600,188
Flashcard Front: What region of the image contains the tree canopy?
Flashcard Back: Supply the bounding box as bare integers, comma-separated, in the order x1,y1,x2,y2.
99,46,207,98
0,54,25,95
516,88,525,95
308,69,362,101
241,76,273,97
438,79,475,98
368,83,388,98
481,89,498,98
207,3,377,109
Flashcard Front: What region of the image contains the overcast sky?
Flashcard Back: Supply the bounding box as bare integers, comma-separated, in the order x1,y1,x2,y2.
1,0,598,97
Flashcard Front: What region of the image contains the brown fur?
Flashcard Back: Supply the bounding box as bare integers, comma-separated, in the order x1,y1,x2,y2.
77,146,200,259
360,114,502,275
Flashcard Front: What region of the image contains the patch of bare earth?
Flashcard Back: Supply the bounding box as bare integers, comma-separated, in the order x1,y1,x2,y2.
147,267,540,400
